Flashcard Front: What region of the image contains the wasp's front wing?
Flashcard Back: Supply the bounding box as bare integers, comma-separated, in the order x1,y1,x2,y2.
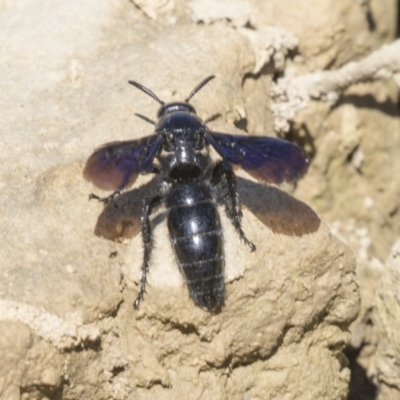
205,132,310,185
84,135,162,191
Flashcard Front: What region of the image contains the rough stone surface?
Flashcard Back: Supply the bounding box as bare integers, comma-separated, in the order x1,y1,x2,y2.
3,0,399,398
372,240,400,400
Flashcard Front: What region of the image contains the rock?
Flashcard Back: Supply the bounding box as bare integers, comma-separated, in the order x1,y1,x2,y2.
0,156,360,399
0,0,377,398
373,239,400,399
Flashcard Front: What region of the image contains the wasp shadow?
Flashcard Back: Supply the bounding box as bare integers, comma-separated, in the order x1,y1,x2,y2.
238,177,320,236
92,179,164,241
92,177,320,241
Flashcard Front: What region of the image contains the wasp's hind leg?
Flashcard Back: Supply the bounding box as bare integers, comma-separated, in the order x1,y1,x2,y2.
134,193,164,309
211,161,256,252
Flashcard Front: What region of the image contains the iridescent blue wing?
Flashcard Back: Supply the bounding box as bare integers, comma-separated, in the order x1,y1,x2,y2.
205,132,310,184
83,135,162,191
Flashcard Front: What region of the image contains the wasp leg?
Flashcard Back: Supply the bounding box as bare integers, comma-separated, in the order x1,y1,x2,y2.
211,161,256,252
89,190,121,203
134,193,163,309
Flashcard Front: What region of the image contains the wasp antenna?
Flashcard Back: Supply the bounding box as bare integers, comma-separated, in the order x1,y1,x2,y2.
185,75,215,103
134,113,156,125
128,81,165,105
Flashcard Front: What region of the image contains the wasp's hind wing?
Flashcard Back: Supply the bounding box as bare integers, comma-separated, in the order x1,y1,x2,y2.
84,135,162,192
205,132,310,185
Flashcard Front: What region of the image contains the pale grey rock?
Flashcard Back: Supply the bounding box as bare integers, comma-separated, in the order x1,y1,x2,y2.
0,0,370,399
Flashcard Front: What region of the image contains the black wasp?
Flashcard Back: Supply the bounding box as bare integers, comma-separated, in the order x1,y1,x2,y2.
84,75,310,312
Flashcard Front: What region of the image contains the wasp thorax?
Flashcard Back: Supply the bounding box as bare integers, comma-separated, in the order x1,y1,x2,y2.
162,147,203,182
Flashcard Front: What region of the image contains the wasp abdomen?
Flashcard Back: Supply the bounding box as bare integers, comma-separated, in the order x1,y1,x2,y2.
167,184,224,311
